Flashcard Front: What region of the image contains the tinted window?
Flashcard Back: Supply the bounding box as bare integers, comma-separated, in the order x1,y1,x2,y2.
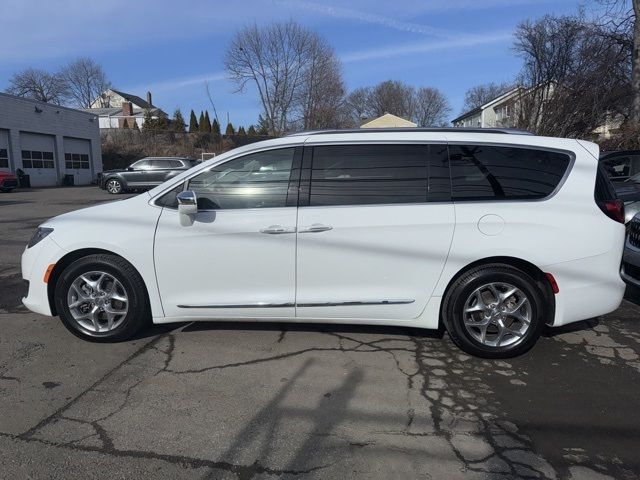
188,148,294,210
132,159,151,169
156,183,184,209
601,153,640,182
449,145,571,201
309,144,431,206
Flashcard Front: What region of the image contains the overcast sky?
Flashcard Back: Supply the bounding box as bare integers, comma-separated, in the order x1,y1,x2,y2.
0,0,589,127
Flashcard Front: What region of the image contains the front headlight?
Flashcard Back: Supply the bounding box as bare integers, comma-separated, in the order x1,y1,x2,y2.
27,227,54,249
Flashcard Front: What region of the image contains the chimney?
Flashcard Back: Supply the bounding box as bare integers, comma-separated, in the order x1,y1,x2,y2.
122,101,133,117
146,91,152,107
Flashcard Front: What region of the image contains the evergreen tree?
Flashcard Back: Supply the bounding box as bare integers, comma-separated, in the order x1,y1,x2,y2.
201,111,212,133
155,111,170,131
212,118,221,136
247,125,257,136
188,110,199,132
142,109,156,131
225,122,235,135
122,118,129,129
198,111,206,132
256,114,269,135
238,126,246,136
172,109,186,132
132,119,140,131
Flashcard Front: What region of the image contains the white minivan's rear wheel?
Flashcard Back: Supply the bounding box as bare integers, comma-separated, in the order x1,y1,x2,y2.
54,254,149,341
442,264,547,358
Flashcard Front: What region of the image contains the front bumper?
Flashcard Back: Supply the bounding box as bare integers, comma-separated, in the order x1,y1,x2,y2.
21,235,66,316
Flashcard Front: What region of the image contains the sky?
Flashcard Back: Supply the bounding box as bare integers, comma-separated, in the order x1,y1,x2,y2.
0,0,591,127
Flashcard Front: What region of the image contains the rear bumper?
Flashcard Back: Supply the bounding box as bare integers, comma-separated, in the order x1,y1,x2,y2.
544,248,626,327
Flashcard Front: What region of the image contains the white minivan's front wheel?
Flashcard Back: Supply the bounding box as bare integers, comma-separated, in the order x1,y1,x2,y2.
54,254,149,341
442,264,547,358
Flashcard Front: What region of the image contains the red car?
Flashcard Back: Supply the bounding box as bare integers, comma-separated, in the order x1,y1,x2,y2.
0,171,18,192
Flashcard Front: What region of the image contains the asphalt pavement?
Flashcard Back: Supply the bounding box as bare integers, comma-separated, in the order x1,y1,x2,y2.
1,186,639,479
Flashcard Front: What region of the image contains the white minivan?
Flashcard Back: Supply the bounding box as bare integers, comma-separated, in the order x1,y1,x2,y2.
21,129,627,358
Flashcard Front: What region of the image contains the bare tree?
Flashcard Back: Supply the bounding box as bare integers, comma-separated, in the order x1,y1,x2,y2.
513,14,631,137
366,80,415,118
5,68,67,104
225,21,333,135
59,57,110,108
594,0,638,125
296,34,346,130
344,87,372,126
414,87,451,126
462,82,513,111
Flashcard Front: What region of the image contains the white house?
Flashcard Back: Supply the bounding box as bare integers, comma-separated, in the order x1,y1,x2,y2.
451,87,523,128
82,89,166,129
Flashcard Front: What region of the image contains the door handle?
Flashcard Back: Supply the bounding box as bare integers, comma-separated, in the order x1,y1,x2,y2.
298,224,333,233
260,225,296,235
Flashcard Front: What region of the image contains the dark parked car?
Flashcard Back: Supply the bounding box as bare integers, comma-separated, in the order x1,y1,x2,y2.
0,171,19,192
600,150,640,223
99,157,197,194
621,212,640,288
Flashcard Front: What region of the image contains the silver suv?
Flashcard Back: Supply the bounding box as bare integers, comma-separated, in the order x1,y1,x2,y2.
99,157,197,194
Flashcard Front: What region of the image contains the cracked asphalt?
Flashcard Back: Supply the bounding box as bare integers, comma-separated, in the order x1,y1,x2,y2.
1,186,639,479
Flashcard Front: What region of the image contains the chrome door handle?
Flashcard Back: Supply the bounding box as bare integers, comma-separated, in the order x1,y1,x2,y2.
299,224,333,233
260,225,296,234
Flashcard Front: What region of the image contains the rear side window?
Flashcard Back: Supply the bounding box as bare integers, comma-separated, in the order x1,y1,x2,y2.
449,145,571,201
308,144,430,206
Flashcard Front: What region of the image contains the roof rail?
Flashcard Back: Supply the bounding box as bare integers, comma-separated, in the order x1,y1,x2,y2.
287,127,534,136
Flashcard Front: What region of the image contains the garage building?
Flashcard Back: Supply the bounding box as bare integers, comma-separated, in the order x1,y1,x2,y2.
0,92,101,187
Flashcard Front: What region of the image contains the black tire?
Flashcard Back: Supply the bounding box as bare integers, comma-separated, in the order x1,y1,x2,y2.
442,264,547,358
105,178,124,194
54,254,150,342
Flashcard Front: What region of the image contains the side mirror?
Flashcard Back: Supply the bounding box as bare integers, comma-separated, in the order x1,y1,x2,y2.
127,166,134,171
177,190,198,226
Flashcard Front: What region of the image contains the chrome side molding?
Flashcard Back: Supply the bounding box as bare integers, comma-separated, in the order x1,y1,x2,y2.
177,299,414,309
296,299,415,307
177,302,295,309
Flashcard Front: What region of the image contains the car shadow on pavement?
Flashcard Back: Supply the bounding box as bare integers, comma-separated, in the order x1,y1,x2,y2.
180,320,446,340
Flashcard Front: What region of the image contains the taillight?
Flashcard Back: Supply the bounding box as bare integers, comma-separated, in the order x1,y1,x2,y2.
599,199,625,224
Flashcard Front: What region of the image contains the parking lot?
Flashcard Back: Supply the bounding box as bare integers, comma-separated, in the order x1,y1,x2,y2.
0,186,639,479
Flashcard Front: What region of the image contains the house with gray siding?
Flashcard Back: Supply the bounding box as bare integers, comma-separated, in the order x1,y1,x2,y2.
0,92,102,187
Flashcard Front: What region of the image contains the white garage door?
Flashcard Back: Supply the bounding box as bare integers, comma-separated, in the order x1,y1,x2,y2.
0,130,9,173
63,137,92,185
20,132,57,187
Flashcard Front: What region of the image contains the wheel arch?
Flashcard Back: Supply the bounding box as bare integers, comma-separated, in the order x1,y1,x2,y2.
438,256,555,327
47,248,149,316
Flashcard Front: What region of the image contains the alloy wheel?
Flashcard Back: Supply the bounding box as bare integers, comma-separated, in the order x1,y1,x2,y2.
66,271,128,333
106,179,121,194
462,282,532,348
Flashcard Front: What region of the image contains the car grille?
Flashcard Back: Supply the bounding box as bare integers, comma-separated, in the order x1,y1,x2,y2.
2,178,18,188
629,218,640,248
624,262,640,281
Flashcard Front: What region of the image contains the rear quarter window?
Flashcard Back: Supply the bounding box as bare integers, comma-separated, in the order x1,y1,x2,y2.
449,145,571,201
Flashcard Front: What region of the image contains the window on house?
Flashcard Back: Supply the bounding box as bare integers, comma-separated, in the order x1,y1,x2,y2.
0,148,8,169
23,150,54,169
65,152,90,169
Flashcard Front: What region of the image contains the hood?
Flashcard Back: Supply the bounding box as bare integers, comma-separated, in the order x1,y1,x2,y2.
41,192,152,229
